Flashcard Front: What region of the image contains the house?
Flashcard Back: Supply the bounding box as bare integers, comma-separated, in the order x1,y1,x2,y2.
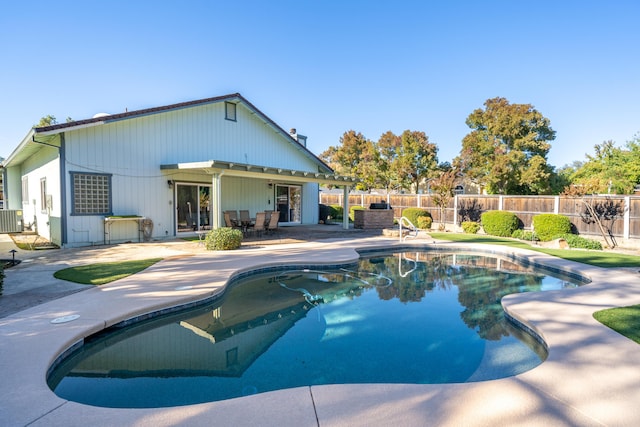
1,93,356,247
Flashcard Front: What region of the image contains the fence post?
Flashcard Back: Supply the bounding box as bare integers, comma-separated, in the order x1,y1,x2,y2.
342,186,350,230
453,195,458,227
499,196,504,211
624,196,630,239
554,196,559,214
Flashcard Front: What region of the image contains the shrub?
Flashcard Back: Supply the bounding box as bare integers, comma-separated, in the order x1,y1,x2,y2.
461,221,481,234
205,227,243,250
349,205,365,221
512,229,539,241
402,208,432,229
416,216,433,230
553,233,603,250
533,214,572,241
329,204,343,220
481,210,520,237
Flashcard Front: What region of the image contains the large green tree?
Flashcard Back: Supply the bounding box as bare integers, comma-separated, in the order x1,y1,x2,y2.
456,97,556,194
376,131,402,191
568,136,640,194
393,130,438,193
320,130,377,190
320,129,438,192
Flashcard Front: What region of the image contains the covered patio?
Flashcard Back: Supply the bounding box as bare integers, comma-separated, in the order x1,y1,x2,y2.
160,159,359,233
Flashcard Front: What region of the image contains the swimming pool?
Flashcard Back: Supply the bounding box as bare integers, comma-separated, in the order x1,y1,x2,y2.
48,250,582,408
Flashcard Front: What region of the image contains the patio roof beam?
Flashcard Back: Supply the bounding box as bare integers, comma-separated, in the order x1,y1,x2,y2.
160,160,359,186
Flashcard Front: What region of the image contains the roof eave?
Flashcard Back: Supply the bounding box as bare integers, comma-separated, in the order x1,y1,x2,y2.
2,129,36,167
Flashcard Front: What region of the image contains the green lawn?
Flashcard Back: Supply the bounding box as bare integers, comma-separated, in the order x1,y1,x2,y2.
429,232,640,268
593,305,640,344
53,258,163,285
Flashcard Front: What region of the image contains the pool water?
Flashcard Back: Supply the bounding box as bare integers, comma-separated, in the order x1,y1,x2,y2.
48,251,581,408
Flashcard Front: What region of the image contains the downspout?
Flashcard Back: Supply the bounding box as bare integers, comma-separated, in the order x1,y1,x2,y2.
1,167,6,210
59,134,67,246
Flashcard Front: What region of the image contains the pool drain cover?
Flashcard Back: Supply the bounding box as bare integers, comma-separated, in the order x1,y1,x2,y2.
51,314,80,324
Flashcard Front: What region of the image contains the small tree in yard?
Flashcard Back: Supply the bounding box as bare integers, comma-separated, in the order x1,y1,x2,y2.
562,181,621,248
430,170,456,231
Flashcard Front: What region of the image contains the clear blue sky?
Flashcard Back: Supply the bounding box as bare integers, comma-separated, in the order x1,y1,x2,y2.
2,1,639,168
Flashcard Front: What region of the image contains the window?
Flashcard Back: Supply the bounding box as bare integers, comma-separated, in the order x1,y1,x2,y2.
225,101,237,121
40,178,47,213
71,172,112,215
21,177,28,205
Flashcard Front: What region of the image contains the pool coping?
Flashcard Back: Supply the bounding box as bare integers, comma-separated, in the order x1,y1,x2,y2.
2,236,640,426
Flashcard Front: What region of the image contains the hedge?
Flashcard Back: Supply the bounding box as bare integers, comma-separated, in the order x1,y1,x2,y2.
402,208,432,229
533,214,572,241
481,210,520,237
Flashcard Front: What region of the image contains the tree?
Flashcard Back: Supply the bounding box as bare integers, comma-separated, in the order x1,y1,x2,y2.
376,131,402,191
568,137,640,194
393,130,438,193
430,170,457,231
321,129,438,193
320,130,377,191
562,181,619,248
35,115,57,127
456,97,556,195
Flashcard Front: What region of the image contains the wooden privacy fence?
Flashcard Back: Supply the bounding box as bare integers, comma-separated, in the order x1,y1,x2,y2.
319,193,640,241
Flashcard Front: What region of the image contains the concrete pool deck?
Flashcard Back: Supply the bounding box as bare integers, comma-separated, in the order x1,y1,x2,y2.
1,232,640,426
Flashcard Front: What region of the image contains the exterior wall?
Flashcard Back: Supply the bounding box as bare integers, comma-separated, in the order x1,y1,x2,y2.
17,146,60,242
222,176,275,216
60,101,323,246
301,182,319,224
218,179,319,224
4,166,23,211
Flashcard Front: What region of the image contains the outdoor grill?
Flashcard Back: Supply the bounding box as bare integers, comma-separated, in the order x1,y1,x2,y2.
368,202,392,210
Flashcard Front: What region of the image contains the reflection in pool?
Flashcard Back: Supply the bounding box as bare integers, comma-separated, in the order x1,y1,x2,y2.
48,251,582,408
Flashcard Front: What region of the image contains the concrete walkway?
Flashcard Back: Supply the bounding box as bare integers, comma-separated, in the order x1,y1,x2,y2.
1,234,640,426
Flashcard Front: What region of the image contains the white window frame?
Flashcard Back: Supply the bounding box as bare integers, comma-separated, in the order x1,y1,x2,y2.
40,178,47,213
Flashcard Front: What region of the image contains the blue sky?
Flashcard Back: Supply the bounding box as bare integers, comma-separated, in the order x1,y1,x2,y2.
2,1,639,169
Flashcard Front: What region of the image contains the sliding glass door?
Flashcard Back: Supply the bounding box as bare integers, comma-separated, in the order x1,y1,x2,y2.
275,184,301,223
176,184,210,233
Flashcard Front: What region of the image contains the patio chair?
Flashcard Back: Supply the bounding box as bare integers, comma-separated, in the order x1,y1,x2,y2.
266,210,279,235
252,211,266,237
224,212,242,231
225,210,238,223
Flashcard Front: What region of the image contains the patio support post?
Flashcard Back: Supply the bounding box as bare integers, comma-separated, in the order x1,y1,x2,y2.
343,185,350,230
211,172,222,228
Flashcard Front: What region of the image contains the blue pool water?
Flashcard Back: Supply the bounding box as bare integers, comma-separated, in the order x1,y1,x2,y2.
48,251,582,408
